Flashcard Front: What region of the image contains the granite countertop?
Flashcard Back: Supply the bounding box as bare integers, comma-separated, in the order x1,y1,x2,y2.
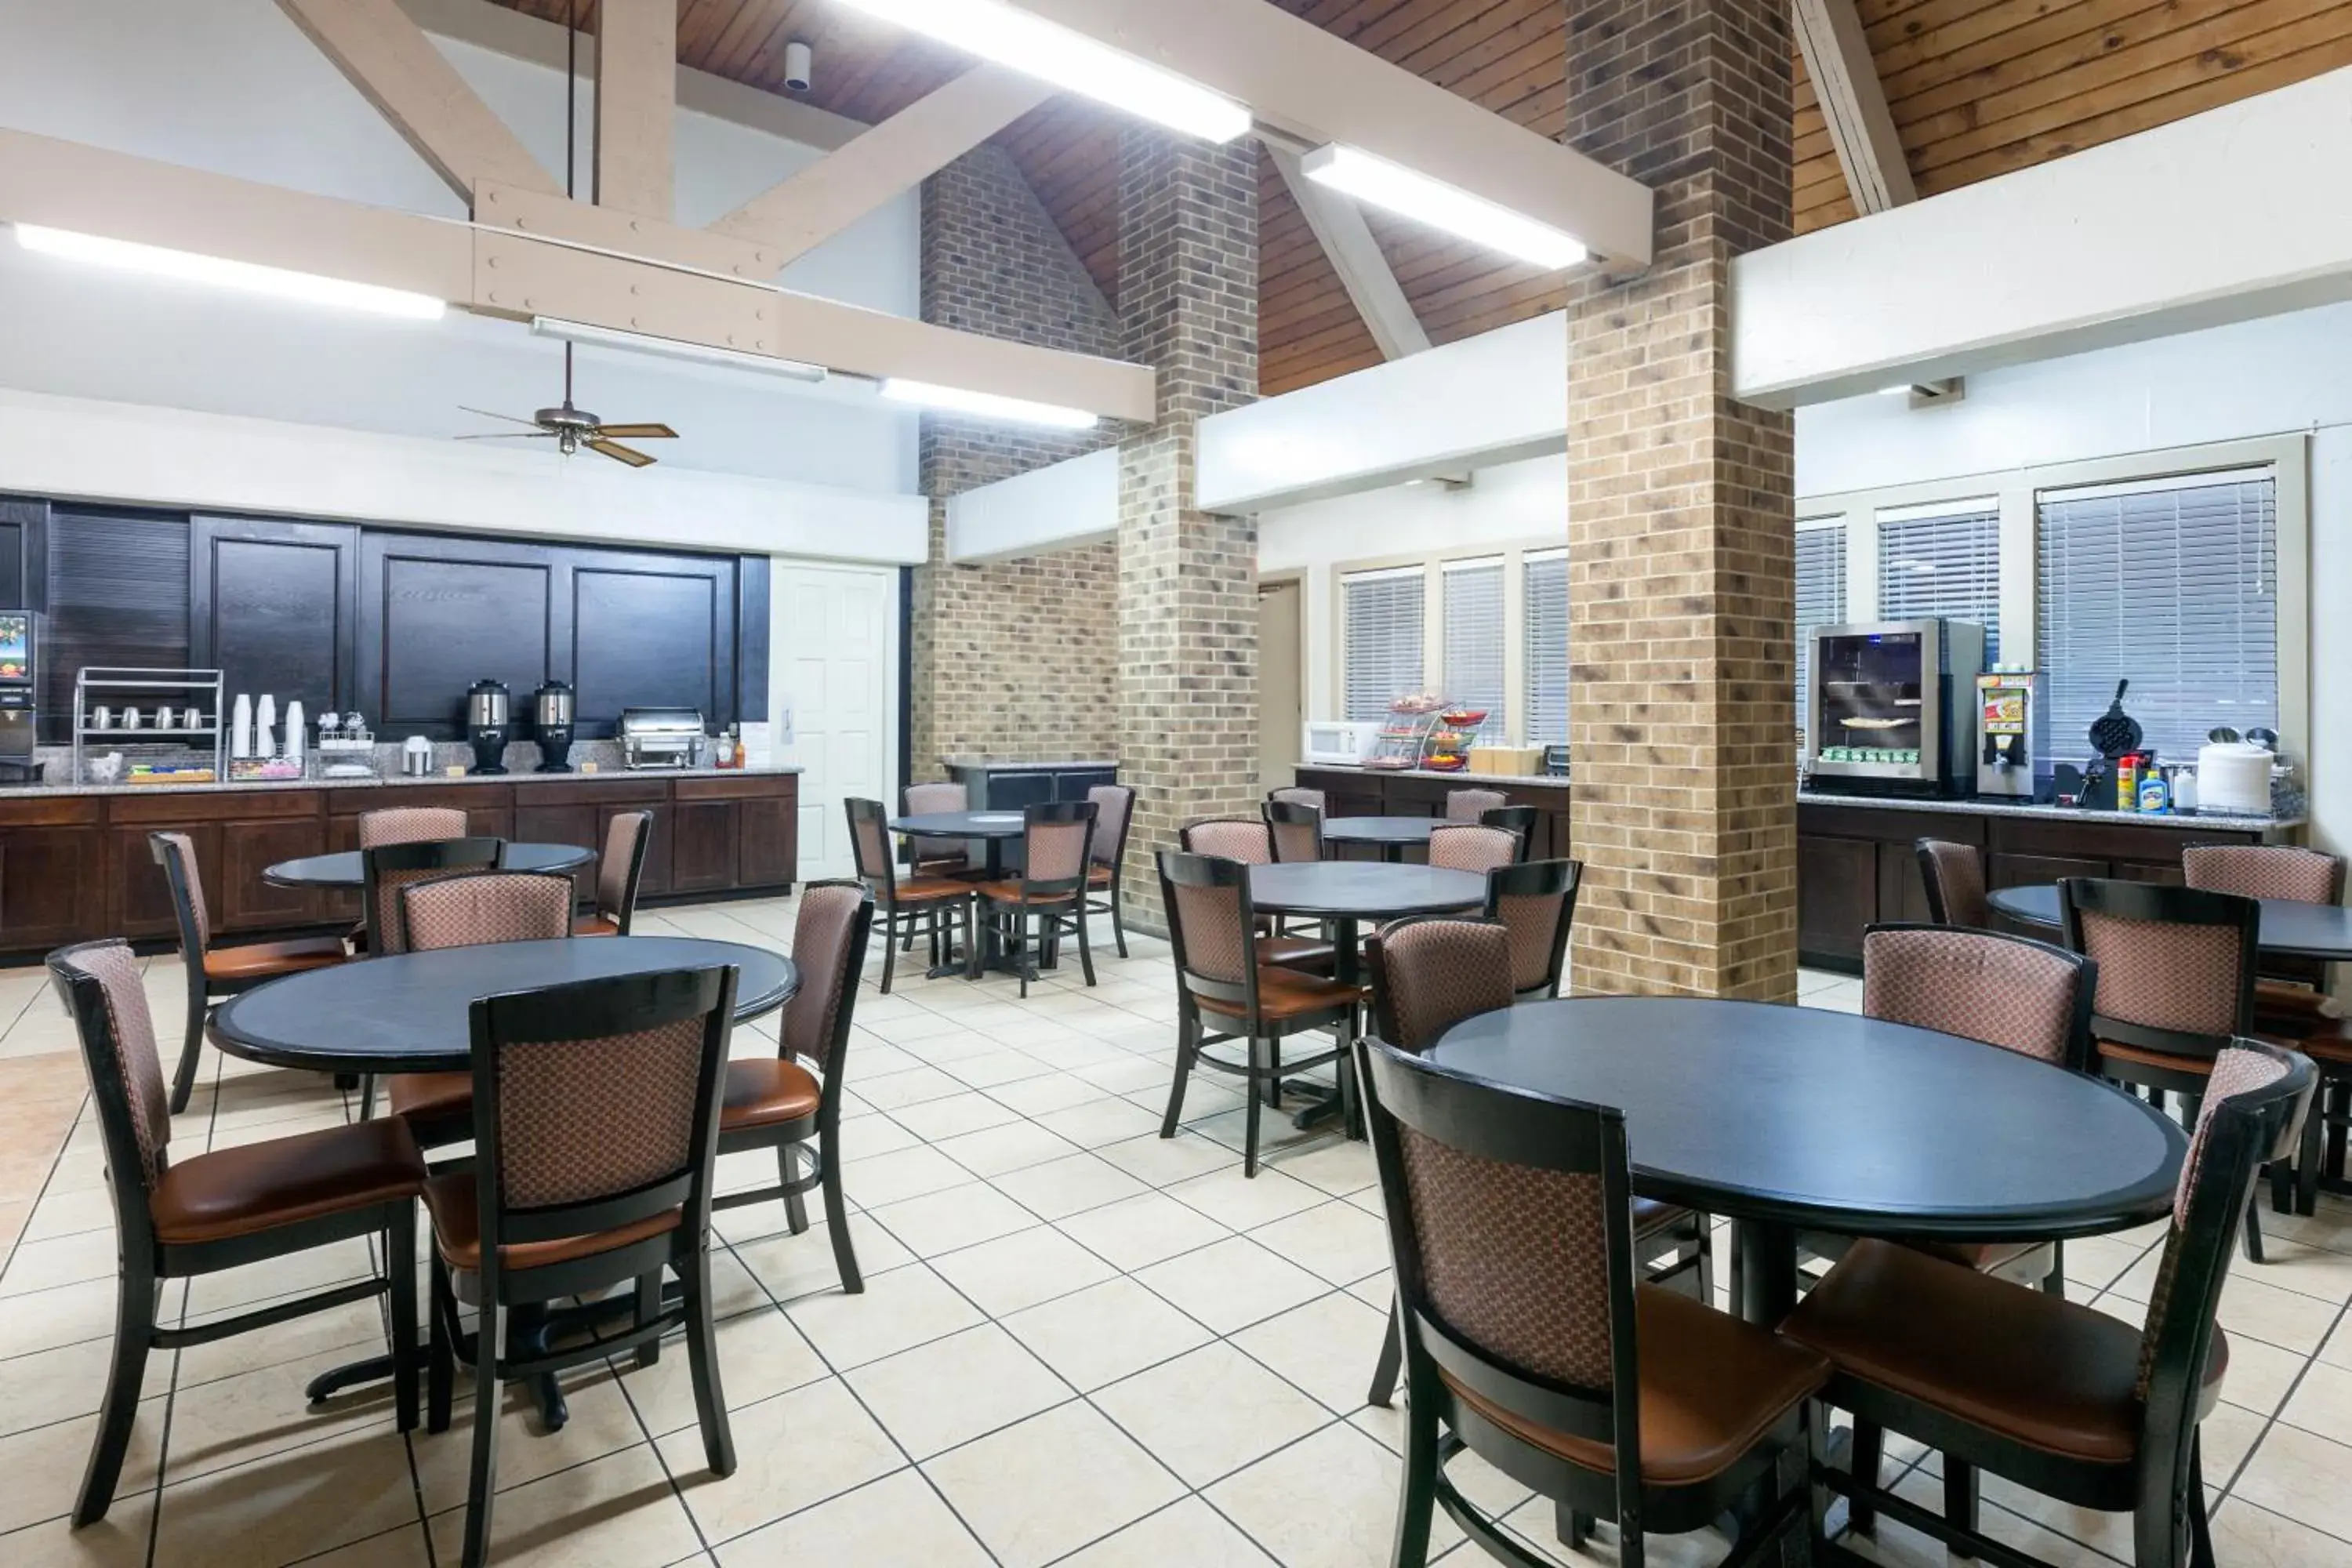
1301,763,1570,788
0,764,803,800
1796,789,2305,831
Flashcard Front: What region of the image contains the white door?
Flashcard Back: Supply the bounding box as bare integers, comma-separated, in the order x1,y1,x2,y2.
769,563,896,881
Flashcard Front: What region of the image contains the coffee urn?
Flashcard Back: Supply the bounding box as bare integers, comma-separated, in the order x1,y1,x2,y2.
464,678,511,775
532,679,575,773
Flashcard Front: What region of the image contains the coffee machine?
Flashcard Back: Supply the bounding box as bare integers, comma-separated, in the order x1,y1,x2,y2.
464,678,511,775
532,679,575,772
0,612,39,783
1974,670,2048,799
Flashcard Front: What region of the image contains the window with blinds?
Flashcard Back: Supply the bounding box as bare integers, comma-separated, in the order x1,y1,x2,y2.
1441,558,1506,732
2037,470,2277,764
1795,522,1846,744
1523,550,1569,745
1878,503,2002,662
1342,568,1425,722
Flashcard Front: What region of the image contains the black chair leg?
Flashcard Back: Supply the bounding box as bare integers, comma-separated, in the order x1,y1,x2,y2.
819,1143,863,1294
1111,884,1129,958
1367,1296,1402,1407
2187,1436,2216,1568
1160,1016,1196,1138
74,1266,156,1526
427,1254,458,1433
169,1001,206,1115
634,1272,664,1369
782,1146,811,1236
680,1248,737,1478
1391,1363,1440,1568
358,1073,377,1121
1847,1419,1883,1534
1074,903,1096,988
2242,1193,2267,1265
388,1207,419,1432
1243,1036,1265,1178
878,913,899,994
1946,1456,1980,1559
1555,1502,1594,1550
461,1298,506,1568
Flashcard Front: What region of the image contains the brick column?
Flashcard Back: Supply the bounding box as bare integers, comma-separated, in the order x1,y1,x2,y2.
1564,0,1799,1000
1115,127,1260,933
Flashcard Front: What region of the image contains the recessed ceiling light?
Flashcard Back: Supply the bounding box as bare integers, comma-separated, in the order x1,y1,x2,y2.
1301,145,1587,270
13,223,445,319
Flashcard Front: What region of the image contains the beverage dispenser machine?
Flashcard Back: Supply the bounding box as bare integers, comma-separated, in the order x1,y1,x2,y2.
0,612,42,782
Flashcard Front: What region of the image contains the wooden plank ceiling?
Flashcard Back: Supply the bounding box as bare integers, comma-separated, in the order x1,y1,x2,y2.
492,1,2352,394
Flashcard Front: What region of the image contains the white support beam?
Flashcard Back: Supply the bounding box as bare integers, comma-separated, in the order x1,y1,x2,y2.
1791,0,1913,216
709,65,1053,269
1267,143,1429,361
1731,64,2352,408
995,0,1653,268
275,0,561,201
593,0,675,220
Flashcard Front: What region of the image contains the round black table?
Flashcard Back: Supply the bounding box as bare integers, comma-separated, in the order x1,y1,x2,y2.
263,841,596,889
1323,815,1438,862
1991,882,2352,962
891,811,1034,975
1429,996,2185,1325
210,936,798,1076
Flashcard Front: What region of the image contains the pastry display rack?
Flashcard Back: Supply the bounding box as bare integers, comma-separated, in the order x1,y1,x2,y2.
1365,694,1451,770
72,668,227,786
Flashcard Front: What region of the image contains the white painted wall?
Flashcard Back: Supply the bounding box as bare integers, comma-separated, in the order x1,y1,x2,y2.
0,0,920,496
947,448,1117,562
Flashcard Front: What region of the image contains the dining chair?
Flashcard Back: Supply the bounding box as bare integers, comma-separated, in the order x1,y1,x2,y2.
975,800,1098,996
424,964,739,1568
846,797,971,994
1784,1040,2314,1568
358,806,470,848
49,938,425,1526
149,829,348,1113
1356,1033,1828,1568
1444,786,1507,821
383,871,578,1149
1484,858,1581,1000
1267,785,1327,812
1914,838,1991,928
1428,822,1520,874
1157,849,1363,1177
573,810,652,936
355,837,506,1119
1083,782,1138,958
903,779,979,880
1178,815,1334,971
713,880,874,1295
1480,804,1539,861
1264,797,1326,864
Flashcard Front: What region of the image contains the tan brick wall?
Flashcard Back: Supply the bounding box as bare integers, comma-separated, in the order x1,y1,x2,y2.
1564,0,1800,1001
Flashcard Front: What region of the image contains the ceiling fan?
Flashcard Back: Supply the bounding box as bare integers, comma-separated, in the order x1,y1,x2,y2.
456,0,676,469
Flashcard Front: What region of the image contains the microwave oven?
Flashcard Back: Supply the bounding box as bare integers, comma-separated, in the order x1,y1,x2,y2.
1301,720,1382,765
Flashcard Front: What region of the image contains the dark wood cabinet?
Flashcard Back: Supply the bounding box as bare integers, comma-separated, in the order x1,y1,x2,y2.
108,823,199,939
669,801,739,893
1291,767,1571,862
219,818,328,930
0,798,107,949
1798,834,1876,968
739,793,796,888
514,799,602,904
191,516,360,720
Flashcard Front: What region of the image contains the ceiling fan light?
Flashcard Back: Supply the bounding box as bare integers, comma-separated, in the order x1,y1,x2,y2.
1300,146,1588,270
880,378,1098,430
13,223,445,319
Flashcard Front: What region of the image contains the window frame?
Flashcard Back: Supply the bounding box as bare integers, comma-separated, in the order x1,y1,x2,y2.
1330,537,1563,746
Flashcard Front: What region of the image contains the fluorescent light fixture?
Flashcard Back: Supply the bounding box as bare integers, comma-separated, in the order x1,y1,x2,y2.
880,378,1098,430
835,0,1250,143
1878,384,1915,397
1301,145,1587,270
531,317,827,383
12,223,445,319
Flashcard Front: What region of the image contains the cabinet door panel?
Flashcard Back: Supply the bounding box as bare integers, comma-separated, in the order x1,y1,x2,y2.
111,825,207,941
1876,841,1936,926
514,802,600,905
611,803,672,898
1798,835,1876,968
737,794,796,889
219,818,328,931
191,517,359,720
670,801,739,893
1987,852,2109,891
5,827,112,949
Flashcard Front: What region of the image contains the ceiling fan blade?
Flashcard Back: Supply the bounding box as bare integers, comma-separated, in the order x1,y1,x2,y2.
457,405,545,428
589,439,658,468
593,423,677,440
454,431,557,441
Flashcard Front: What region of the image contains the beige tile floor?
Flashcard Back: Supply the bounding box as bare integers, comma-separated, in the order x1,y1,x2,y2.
0,898,2347,1568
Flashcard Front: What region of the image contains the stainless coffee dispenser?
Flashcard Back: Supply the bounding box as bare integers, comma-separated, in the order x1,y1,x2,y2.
464,678,511,775
532,679,575,773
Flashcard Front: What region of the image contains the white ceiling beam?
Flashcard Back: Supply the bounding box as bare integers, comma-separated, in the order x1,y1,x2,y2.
709,65,1053,269
1792,0,1915,216
1266,143,1428,361
275,0,561,202
988,0,1652,267
593,0,675,220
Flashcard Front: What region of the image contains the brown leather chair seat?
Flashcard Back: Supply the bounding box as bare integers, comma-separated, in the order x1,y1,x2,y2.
423,1171,680,1273
202,935,349,983
572,913,622,938
1904,1237,2048,1273
151,1118,426,1245
894,877,978,904
1195,965,1363,1022
2096,1040,2216,1078
973,878,1080,905
1261,935,1338,971
1442,1285,1828,1485
1782,1237,2224,1466
388,1071,474,1133
721,1057,822,1131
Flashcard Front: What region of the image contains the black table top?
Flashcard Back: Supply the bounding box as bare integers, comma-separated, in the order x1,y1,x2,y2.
1429,996,2185,1240
1990,882,2352,962
1248,861,1485,920
263,842,596,889
891,811,1030,838
1323,815,1440,844
209,936,799,1076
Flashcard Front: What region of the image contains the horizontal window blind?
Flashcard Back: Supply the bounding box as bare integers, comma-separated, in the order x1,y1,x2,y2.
1878,504,2002,662
1795,523,1846,744
1442,558,1506,732
1343,568,1425,722
2037,472,2276,764
1523,550,1569,745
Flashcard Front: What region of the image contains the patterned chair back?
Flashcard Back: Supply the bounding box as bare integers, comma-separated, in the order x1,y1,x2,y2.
1014,801,1095,897
1429,823,1519,875
359,807,470,849
401,873,575,953
148,830,210,957
1157,849,1260,1011
1180,816,1272,865
362,838,504,957
1268,786,1326,812
1445,788,1507,822
2182,844,2344,906
903,781,967,815
1485,858,1581,998
1264,799,1324,864
780,881,873,1069
1481,806,1538,861
1087,785,1135,869
1860,924,2095,1072
49,939,173,1197
844,798,897,891
1366,918,1514,1051
2060,879,2258,1058
1913,840,1991,928
903,782,975,873
597,811,652,928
